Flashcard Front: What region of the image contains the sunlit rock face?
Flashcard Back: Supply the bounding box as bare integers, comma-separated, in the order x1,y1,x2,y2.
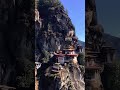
35,0,75,62
35,0,85,90
39,63,85,90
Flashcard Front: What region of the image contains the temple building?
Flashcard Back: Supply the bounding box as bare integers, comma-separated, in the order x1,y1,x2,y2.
51,35,80,75
54,36,78,65
76,44,83,53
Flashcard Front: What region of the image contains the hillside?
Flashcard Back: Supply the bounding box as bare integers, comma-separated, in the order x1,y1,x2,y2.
103,33,120,60
78,40,85,47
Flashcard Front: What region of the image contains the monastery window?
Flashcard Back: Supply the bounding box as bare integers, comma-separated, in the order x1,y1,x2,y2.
58,56,64,64
65,51,69,54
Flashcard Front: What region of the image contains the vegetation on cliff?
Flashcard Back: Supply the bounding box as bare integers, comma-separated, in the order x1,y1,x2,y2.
102,61,120,90
36,0,75,63
35,0,85,90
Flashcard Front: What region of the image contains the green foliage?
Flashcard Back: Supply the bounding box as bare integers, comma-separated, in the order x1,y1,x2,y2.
77,52,85,65
41,50,50,63
104,61,120,90
39,0,61,7
16,58,34,88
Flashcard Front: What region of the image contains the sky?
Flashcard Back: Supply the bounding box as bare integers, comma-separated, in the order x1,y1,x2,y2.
60,0,85,41
96,0,120,38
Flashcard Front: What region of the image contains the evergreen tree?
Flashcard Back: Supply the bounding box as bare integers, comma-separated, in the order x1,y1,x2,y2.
77,52,85,65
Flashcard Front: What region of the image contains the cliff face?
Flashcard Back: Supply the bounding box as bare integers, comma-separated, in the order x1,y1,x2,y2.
35,0,75,62
86,0,116,90
39,63,84,90
0,0,34,89
35,0,85,90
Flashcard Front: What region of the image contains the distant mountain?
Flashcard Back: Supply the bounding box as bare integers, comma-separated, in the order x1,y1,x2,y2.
78,40,85,47
103,33,120,60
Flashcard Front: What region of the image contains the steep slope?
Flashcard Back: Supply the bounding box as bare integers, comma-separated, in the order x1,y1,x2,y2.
0,0,34,89
78,40,85,47
39,63,84,90
36,0,75,62
35,0,85,90
103,33,120,60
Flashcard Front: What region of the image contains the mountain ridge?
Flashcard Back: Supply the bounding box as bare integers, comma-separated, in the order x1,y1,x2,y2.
78,40,85,47
103,33,120,60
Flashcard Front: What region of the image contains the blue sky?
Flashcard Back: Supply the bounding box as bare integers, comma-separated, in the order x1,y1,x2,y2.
60,0,85,41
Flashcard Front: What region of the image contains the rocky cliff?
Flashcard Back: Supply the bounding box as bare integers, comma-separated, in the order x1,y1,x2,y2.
35,0,85,90
0,0,34,90
39,63,84,90
35,0,75,62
